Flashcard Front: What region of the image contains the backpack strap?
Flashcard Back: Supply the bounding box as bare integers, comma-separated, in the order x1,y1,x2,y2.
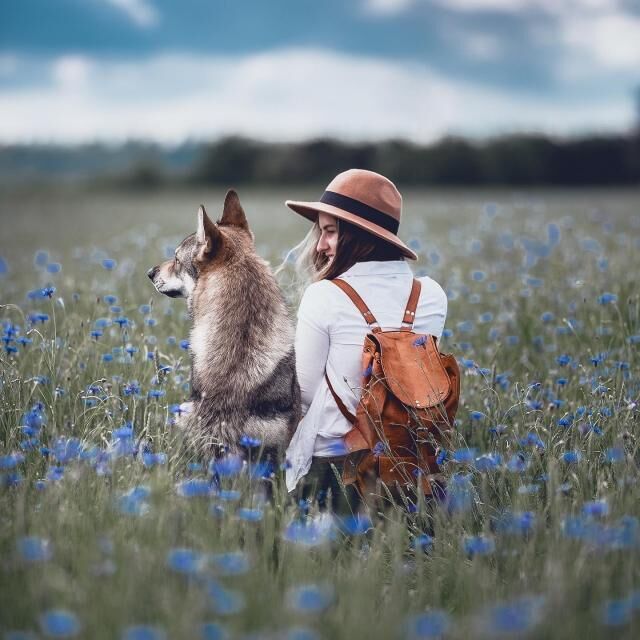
400,279,421,332
330,278,381,333
324,372,356,424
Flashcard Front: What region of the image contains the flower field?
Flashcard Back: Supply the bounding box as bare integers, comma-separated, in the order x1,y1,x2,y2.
1,186,640,639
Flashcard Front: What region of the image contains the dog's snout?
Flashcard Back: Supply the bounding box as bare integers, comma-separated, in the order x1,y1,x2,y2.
147,266,159,280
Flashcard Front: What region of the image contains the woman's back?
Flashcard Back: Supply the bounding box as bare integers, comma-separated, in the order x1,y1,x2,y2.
289,259,447,481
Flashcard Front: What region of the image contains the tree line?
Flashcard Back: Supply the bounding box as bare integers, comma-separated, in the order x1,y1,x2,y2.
1,134,638,187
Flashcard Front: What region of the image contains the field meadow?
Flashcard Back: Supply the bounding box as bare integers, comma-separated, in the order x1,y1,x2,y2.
1,186,640,639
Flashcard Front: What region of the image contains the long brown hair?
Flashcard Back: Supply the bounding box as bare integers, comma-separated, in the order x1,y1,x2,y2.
275,215,405,297
318,218,404,280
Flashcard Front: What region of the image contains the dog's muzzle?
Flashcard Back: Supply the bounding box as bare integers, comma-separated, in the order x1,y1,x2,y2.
147,266,159,280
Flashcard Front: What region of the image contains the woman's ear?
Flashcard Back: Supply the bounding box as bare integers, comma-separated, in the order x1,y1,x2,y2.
196,205,220,261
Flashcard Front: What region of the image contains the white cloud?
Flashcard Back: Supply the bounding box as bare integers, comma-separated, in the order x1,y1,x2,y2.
364,0,618,13
0,49,632,144
561,11,640,70
364,0,415,15
104,0,159,28
52,56,92,89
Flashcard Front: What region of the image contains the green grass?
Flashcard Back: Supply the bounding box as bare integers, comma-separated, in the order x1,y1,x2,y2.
1,186,640,639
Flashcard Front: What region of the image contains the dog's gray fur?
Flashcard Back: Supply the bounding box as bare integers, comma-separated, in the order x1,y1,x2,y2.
148,190,300,453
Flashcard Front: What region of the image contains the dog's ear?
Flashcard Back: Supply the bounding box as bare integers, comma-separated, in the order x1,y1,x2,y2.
220,189,250,232
196,205,220,260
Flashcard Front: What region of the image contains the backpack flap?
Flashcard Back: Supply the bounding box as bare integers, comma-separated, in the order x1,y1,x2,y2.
373,333,450,408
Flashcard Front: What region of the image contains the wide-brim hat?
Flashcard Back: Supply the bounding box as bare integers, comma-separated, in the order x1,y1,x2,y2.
285,168,418,260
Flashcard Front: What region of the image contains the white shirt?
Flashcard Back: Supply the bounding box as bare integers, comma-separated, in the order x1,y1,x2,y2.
285,260,448,492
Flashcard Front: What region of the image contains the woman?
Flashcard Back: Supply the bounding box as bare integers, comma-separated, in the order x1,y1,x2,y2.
283,169,448,514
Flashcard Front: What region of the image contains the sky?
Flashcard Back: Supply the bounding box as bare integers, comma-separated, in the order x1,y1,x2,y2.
0,0,639,144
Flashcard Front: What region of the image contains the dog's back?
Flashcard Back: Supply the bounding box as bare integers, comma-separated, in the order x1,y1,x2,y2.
148,191,301,455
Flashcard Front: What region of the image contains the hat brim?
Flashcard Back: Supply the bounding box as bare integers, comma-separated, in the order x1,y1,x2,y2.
285,199,418,261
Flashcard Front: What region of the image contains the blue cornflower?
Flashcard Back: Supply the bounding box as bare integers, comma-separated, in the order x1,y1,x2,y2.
556,354,571,366
115,488,150,516
446,473,475,513
469,410,485,421
452,448,476,463
141,452,167,467
180,339,190,350
52,437,82,464
413,335,427,347
597,292,617,305
46,263,61,273
497,511,536,536
557,413,574,428
0,452,25,469
474,452,501,472
17,536,52,562
176,478,212,497
138,304,151,315
199,623,228,640
147,389,165,399
125,345,139,356
411,534,434,552
519,432,545,449
41,285,56,298
114,316,130,328
46,466,65,482
561,450,582,464
90,330,103,340
372,441,385,457
601,599,632,626
405,611,451,639
286,584,334,614
237,508,263,522
583,500,609,518
506,453,529,473
123,381,141,396
217,490,241,501
121,625,167,640
518,484,540,495
166,548,202,574
238,435,262,448
102,353,113,362
463,535,495,557
210,455,244,477
605,447,624,463
206,580,245,616
39,609,81,637
102,259,117,270
210,551,250,576
484,596,544,635
435,449,448,465
113,423,134,440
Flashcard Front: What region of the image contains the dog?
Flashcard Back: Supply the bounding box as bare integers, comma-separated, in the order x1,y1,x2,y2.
147,190,301,456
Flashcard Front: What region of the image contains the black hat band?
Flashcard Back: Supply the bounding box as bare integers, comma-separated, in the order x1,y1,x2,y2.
319,190,399,234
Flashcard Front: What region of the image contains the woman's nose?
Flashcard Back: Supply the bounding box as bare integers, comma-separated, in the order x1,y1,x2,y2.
316,234,328,253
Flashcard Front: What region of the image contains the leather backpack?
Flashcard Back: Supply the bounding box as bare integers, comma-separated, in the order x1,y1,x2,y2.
325,278,460,500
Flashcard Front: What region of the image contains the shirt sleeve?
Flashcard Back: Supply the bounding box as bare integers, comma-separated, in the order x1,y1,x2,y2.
295,282,332,415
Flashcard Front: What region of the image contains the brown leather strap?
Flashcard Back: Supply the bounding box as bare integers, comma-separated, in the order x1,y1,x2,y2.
325,372,356,424
400,279,421,331
330,278,381,332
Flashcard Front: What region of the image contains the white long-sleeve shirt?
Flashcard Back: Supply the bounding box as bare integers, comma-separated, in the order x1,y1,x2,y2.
285,260,448,492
